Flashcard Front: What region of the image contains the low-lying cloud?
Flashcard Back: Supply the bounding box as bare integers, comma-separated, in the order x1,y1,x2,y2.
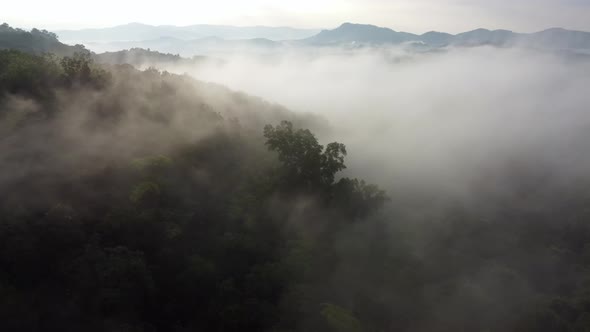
170,46,590,202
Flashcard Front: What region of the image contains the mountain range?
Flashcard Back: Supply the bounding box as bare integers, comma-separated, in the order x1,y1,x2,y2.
55,22,590,56
305,23,590,50
4,21,590,61
56,22,321,43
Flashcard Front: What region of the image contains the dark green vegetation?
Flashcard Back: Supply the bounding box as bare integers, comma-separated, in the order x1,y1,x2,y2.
0,48,388,331
3,26,590,332
0,23,87,56
0,23,203,68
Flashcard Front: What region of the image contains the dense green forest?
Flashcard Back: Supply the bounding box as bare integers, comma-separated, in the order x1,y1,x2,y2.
0,23,87,56
2,24,590,332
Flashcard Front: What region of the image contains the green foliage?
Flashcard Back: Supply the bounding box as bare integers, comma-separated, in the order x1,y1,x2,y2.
0,49,110,104
332,178,389,219
130,181,161,203
264,120,387,219
94,47,209,67
264,120,347,190
60,52,111,87
4,40,590,332
320,303,363,332
132,155,174,176
0,49,61,99
0,22,86,56
129,156,174,205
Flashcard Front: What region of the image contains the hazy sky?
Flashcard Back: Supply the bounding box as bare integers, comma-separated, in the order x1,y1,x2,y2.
4,0,590,33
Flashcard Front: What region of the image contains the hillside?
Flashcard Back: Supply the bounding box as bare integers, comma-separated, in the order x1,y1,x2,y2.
0,23,87,56
4,22,590,332
0,47,389,331
94,48,215,68
0,23,222,68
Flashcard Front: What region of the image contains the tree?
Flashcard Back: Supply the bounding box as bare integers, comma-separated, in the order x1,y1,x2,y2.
264,121,387,219
60,52,110,88
0,49,61,99
332,178,388,219
60,52,92,84
263,121,347,191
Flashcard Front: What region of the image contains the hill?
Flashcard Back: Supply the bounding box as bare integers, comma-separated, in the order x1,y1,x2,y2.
0,23,87,56
304,22,418,45
4,22,590,332
0,23,223,69
93,47,216,68
0,48,385,331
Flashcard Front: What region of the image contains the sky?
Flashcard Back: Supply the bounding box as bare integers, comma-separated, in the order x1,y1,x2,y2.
4,0,590,33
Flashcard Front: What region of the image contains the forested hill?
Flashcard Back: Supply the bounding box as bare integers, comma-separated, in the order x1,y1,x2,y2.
93,48,214,68
0,47,387,331
0,23,204,68
4,24,590,332
0,23,87,56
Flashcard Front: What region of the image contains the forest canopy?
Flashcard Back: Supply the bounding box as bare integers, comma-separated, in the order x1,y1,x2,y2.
0,48,389,331
1,25,590,332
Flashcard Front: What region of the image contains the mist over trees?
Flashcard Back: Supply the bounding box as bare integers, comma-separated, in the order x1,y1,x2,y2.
0,47,387,331
2,24,590,332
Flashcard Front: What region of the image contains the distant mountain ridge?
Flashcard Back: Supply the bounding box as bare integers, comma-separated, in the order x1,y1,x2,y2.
304,23,590,50
304,23,417,45
57,22,321,43
5,22,590,60
305,23,417,45
60,22,590,56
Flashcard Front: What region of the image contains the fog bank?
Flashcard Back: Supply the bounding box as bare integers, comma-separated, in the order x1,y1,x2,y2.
171,47,590,202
